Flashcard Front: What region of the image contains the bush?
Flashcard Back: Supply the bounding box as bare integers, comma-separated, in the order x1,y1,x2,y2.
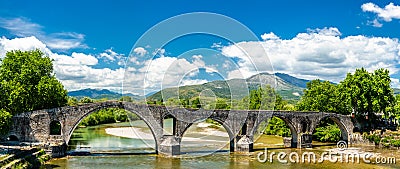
79,108,139,126
390,140,400,147
313,124,341,142
366,134,381,145
264,117,292,137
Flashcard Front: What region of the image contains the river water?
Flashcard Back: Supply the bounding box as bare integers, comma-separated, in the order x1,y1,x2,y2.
43,120,400,169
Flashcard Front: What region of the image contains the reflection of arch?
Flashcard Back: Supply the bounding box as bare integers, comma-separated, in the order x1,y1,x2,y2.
66,107,159,150
8,135,19,141
253,114,298,148
312,115,349,142
50,121,62,135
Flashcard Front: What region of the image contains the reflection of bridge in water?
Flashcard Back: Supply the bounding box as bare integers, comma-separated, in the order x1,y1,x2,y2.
7,101,354,157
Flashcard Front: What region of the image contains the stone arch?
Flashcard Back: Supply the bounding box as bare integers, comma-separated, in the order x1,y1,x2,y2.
180,116,235,143
64,103,161,151
252,113,299,148
50,120,62,135
311,115,350,142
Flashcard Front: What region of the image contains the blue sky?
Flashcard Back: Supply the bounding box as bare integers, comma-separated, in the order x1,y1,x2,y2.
0,0,400,95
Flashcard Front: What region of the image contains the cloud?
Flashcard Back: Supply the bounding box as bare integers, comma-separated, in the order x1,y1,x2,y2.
361,2,400,27
133,47,148,57
99,48,124,61
261,32,279,41
221,27,400,85
0,17,42,37
0,36,124,91
368,19,383,28
0,36,214,94
0,17,87,50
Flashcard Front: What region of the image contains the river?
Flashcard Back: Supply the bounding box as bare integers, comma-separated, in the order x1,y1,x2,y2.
43,119,400,169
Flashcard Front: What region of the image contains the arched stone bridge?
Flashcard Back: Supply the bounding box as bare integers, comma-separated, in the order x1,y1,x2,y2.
8,101,354,156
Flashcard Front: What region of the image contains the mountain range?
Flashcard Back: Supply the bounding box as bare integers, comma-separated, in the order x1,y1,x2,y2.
68,88,143,100
147,72,309,101
68,73,309,101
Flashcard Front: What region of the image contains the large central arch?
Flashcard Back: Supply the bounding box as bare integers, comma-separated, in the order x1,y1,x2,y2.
61,102,164,152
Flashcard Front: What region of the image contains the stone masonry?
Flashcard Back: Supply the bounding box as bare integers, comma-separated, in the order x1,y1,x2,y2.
7,101,355,156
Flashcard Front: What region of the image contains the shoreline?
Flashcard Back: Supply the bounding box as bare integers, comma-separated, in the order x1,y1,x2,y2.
105,122,229,142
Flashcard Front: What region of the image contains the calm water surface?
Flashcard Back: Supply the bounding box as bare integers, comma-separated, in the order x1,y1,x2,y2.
43,120,400,169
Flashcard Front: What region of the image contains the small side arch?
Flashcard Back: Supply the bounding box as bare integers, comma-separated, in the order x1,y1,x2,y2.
253,114,299,148
50,120,62,135
181,117,235,142
7,135,19,142
311,115,350,142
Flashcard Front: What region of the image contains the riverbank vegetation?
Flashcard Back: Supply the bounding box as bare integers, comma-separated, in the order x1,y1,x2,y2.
79,108,140,127
364,130,400,148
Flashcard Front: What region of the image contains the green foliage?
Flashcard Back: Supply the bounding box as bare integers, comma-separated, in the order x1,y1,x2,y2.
79,108,138,126
391,94,400,121
390,140,400,147
79,97,94,103
68,97,78,106
246,85,279,110
264,117,292,137
297,80,350,114
0,50,68,114
312,123,341,142
119,96,132,102
192,97,201,108
215,98,229,109
366,134,381,145
0,109,12,136
340,68,394,119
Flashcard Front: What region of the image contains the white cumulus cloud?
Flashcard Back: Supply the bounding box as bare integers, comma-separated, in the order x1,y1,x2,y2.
362,2,400,27
221,27,400,85
0,36,123,92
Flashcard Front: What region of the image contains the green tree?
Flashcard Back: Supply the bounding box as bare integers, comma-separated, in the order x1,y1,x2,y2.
340,68,394,118
0,50,68,114
340,68,394,131
0,109,12,136
119,96,133,102
297,79,350,114
248,85,278,110
80,97,94,103
68,97,79,106
192,97,201,108
215,98,229,109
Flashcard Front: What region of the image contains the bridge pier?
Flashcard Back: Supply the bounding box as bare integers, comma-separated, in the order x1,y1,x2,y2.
298,133,313,148
159,135,180,156
235,135,254,152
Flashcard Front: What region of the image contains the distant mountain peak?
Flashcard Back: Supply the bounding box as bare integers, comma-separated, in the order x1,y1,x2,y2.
68,88,143,100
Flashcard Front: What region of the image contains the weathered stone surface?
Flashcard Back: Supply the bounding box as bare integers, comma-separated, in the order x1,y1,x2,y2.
7,101,355,157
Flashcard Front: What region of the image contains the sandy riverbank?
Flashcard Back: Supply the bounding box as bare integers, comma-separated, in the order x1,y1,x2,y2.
105,122,229,142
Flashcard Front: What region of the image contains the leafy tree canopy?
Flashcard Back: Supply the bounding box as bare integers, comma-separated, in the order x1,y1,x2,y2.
340,68,394,117
0,50,68,115
297,79,350,114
